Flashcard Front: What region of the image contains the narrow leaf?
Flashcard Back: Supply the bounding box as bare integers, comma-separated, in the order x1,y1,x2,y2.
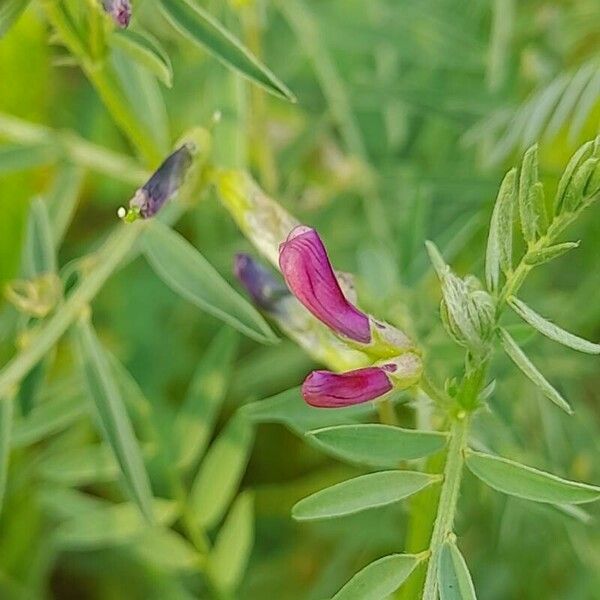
0,0,33,37
485,167,517,290
466,450,600,504
55,500,178,549
38,444,119,486
158,0,294,101
208,491,254,593
242,387,373,435
333,553,423,600
75,319,154,522
133,529,200,571
112,28,173,88
46,164,84,247
22,198,56,277
11,388,85,448
0,392,14,513
189,413,254,530
176,328,239,469
509,296,600,354
554,141,593,213
524,242,579,265
0,143,57,173
438,541,477,600
292,471,439,521
498,327,573,414
143,220,277,344
528,182,548,235
307,424,448,468
518,144,539,243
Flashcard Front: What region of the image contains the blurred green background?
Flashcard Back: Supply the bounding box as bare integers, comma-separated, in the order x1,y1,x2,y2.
0,0,599,598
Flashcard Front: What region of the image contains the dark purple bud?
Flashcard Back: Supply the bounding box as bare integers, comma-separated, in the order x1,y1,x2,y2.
279,226,371,344
121,144,193,220
234,253,290,313
101,0,132,28
302,366,393,408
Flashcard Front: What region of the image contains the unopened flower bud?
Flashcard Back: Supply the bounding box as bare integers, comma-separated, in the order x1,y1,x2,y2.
120,144,193,221
101,0,131,28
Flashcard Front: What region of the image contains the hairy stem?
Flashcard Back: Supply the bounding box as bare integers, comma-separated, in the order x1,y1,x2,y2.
421,415,470,600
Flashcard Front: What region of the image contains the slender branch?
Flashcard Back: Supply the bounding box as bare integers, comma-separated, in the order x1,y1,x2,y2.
0,224,143,398
421,415,470,600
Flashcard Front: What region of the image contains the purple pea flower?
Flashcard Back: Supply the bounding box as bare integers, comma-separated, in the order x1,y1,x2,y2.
301,354,422,408
234,253,290,314
279,226,371,344
302,365,394,408
119,144,193,221
101,0,132,28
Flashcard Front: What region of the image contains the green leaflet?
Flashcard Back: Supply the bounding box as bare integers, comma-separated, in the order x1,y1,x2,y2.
54,499,179,549
75,319,154,522
111,28,173,88
132,529,200,571
0,392,14,514
333,553,424,600
498,327,573,414
208,491,254,594
241,387,374,435
189,413,254,531
22,198,56,277
438,541,477,600
554,141,593,214
158,0,294,101
485,167,516,291
11,387,85,448
45,163,84,247
466,450,600,504
143,220,278,345
0,0,33,37
292,471,440,521
509,296,600,354
307,424,448,468
38,444,119,486
524,242,579,266
518,144,539,243
176,328,239,470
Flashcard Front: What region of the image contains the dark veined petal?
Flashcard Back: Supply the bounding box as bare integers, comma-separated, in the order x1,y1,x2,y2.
102,0,132,28
234,253,290,313
302,366,393,408
279,226,371,344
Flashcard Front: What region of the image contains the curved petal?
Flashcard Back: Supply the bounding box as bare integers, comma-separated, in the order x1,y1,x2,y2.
279,226,371,343
302,366,392,408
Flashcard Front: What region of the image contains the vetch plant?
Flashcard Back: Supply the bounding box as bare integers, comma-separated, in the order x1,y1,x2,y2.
224,139,600,599
1,1,599,598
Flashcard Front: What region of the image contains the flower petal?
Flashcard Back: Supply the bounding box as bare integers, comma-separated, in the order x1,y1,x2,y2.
102,0,132,28
302,366,392,408
234,253,289,313
279,226,371,343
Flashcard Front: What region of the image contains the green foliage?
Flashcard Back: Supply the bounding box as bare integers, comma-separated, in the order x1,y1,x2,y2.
0,1,599,598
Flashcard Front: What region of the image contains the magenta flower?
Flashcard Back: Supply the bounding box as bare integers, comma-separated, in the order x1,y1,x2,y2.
279,226,371,344
302,366,393,408
234,253,289,314
101,0,131,27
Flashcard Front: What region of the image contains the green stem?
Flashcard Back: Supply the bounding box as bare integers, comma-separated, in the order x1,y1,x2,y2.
0,112,149,184
421,415,470,600
0,224,143,398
